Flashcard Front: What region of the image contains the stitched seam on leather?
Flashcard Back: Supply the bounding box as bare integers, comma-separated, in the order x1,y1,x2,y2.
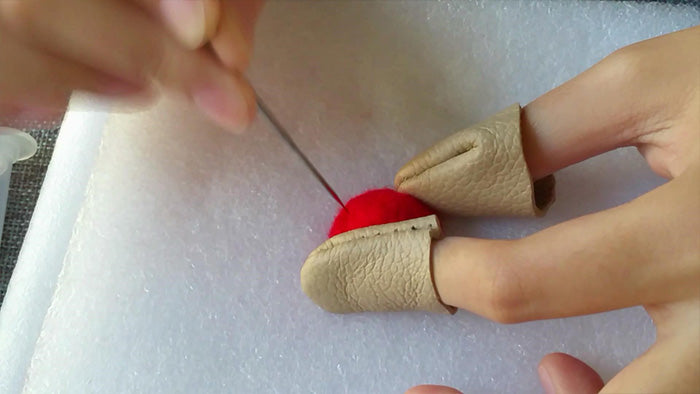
397,141,477,186
316,217,437,253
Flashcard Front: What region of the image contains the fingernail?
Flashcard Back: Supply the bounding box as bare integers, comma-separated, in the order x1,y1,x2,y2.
538,365,556,394
160,0,207,49
192,80,251,134
211,24,250,70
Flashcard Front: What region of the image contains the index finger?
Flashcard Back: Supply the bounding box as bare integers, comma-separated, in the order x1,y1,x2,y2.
132,0,221,49
520,26,699,180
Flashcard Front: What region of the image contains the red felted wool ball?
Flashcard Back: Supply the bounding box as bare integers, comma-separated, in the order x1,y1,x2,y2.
328,188,436,238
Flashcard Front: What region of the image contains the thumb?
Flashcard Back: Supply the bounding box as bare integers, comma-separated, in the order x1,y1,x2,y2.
135,0,220,50
538,353,604,394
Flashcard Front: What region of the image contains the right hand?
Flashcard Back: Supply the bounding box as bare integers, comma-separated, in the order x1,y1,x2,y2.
408,25,700,394
0,0,264,132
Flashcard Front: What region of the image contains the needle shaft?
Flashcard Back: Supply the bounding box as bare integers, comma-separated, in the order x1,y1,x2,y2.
256,95,348,211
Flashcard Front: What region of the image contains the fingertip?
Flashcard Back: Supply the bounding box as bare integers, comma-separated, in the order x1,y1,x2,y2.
210,23,251,71
237,75,258,124
537,364,556,394
405,385,463,394
160,0,209,50
191,73,256,135
538,353,604,394
191,87,247,134
154,21,256,134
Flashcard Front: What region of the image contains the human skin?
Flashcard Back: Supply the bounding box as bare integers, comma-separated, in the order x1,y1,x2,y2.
0,0,264,132
0,2,697,392
409,25,700,394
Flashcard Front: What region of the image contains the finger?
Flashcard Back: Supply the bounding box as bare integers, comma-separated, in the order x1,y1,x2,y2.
132,0,262,70
0,26,140,112
1,0,153,87
210,0,265,70
432,165,700,323
520,51,643,180
138,0,220,49
405,385,462,394
520,26,700,180
602,306,700,393
0,0,255,132
538,353,604,394
0,102,66,129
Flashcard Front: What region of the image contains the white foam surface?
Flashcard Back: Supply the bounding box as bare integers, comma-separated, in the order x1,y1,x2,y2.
0,97,108,394
2,2,699,393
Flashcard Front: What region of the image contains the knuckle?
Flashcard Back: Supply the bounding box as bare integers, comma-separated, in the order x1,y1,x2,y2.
484,263,529,324
596,45,645,82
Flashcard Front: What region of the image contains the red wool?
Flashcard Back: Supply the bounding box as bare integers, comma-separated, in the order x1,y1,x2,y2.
328,188,436,238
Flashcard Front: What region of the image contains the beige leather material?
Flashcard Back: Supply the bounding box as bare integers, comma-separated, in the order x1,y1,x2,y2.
394,104,555,217
300,215,457,314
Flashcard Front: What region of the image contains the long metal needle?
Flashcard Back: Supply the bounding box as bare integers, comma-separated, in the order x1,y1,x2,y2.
256,94,348,211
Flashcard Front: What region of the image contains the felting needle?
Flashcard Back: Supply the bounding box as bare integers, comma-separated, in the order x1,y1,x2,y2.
255,94,348,212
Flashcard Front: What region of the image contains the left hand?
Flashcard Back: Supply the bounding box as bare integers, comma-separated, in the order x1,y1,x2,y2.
406,25,700,394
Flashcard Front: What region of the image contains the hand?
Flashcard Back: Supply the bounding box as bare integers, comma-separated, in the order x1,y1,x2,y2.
0,0,264,132
408,25,700,393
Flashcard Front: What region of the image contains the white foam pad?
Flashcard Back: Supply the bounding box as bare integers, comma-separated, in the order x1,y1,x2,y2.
2,2,698,393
